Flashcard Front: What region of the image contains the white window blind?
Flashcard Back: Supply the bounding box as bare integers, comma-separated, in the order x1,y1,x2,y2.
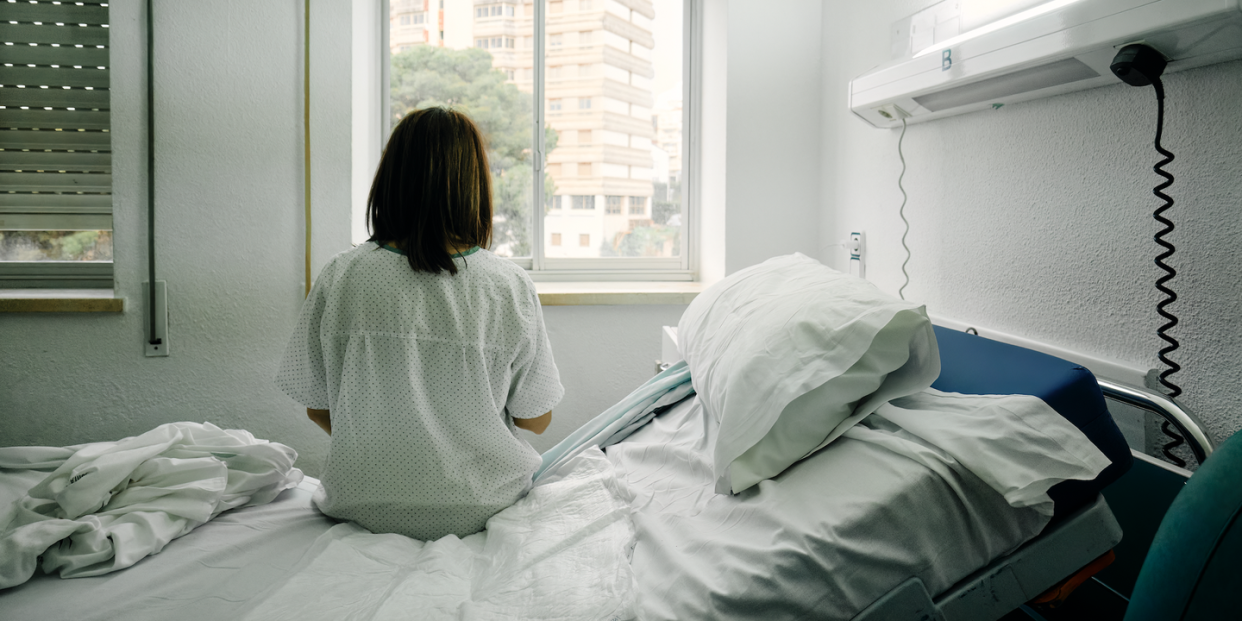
0,0,113,288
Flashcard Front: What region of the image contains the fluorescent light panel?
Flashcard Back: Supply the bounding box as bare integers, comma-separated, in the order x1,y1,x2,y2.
914,0,1085,58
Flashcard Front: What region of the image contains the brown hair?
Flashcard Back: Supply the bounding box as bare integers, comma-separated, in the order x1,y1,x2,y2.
367,107,493,275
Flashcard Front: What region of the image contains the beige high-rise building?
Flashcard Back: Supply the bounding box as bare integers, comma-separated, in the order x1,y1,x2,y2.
391,0,450,51
476,0,657,258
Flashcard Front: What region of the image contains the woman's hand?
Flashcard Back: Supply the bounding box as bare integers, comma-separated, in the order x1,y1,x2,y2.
307,409,331,435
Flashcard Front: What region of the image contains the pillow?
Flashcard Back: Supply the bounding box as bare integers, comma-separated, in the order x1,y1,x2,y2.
677,253,940,494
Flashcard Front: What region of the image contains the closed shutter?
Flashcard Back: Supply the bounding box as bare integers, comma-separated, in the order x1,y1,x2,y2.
0,0,113,288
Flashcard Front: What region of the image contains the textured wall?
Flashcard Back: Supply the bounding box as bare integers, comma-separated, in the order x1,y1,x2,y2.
820,1,1242,445
0,0,354,475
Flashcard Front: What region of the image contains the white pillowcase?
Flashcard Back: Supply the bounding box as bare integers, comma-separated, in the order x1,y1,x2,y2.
678,253,940,494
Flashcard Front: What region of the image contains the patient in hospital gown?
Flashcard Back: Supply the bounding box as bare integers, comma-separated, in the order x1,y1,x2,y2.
276,107,563,541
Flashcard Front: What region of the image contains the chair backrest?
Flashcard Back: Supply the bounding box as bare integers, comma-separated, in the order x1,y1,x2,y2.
1124,429,1242,621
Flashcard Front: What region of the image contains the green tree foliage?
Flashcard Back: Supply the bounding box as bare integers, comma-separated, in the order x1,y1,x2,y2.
651,178,681,225
0,230,112,262
390,46,557,256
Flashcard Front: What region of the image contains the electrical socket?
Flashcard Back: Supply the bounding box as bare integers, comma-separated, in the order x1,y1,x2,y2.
849,231,866,279
874,104,911,121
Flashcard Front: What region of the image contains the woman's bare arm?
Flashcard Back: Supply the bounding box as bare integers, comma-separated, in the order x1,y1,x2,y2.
513,411,552,435
307,408,331,435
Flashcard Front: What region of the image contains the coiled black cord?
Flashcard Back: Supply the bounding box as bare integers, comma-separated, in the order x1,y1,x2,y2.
1150,77,1187,468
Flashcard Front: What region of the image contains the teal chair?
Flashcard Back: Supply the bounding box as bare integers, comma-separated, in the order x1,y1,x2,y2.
1124,429,1242,620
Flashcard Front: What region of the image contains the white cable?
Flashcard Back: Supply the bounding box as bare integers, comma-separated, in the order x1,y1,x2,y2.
897,116,911,300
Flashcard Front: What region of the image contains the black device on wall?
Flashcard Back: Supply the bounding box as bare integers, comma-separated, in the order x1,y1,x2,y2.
1110,43,1188,468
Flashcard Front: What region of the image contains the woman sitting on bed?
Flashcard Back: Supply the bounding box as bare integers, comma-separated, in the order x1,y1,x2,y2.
276,107,564,541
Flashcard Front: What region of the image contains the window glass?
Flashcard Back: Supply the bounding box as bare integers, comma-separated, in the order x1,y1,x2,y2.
389,0,685,265
390,0,538,258
0,231,113,262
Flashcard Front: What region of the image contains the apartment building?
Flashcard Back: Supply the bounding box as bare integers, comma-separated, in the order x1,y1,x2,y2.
390,0,664,258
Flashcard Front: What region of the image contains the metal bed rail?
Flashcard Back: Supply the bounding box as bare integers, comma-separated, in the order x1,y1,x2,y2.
1097,378,1216,465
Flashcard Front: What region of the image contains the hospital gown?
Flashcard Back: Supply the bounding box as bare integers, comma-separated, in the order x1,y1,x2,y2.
276,243,563,541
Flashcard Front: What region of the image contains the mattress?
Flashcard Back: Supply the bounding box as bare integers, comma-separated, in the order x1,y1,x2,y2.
1,383,1103,619
608,395,1051,620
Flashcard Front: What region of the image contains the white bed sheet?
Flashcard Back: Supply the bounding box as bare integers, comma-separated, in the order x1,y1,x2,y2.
1,391,1096,621
0,473,335,621
608,395,1052,620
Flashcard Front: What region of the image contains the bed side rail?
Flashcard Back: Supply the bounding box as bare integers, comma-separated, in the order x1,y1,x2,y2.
1096,379,1216,464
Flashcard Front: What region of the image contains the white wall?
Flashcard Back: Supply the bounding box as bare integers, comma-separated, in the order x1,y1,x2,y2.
725,0,823,274
820,1,1242,445
0,0,355,475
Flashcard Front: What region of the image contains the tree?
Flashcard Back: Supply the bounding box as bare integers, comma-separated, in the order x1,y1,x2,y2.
390,46,557,256
0,230,112,262
651,178,681,225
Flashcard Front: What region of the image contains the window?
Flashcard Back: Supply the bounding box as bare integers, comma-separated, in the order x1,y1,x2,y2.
551,233,562,246
386,0,694,278
400,14,411,25
414,12,425,24
629,196,646,215
1,1,114,288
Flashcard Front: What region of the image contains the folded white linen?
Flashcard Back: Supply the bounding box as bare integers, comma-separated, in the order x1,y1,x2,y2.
242,446,637,621
0,422,303,589
851,388,1113,516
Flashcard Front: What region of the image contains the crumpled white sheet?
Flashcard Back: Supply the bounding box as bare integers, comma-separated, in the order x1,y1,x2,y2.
241,446,637,621
0,422,303,589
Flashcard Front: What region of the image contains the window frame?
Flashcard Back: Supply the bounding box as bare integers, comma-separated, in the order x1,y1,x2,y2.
0,0,115,289
382,0,700,282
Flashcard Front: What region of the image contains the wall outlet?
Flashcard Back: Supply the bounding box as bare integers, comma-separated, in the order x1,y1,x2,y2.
849,231,866,279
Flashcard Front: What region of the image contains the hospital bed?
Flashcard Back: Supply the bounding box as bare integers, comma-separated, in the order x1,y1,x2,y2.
0,326,1134,620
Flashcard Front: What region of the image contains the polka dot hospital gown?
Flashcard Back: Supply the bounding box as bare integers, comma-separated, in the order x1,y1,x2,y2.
276,242,564,541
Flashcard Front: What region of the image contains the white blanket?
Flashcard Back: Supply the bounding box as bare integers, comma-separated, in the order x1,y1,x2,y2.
242,447,637,621
0,422,303,589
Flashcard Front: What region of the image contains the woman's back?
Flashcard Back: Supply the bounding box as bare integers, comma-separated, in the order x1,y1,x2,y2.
278,242,562,540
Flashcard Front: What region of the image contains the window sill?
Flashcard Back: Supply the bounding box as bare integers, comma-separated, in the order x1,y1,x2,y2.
535,281,704,306
0,289,124,313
